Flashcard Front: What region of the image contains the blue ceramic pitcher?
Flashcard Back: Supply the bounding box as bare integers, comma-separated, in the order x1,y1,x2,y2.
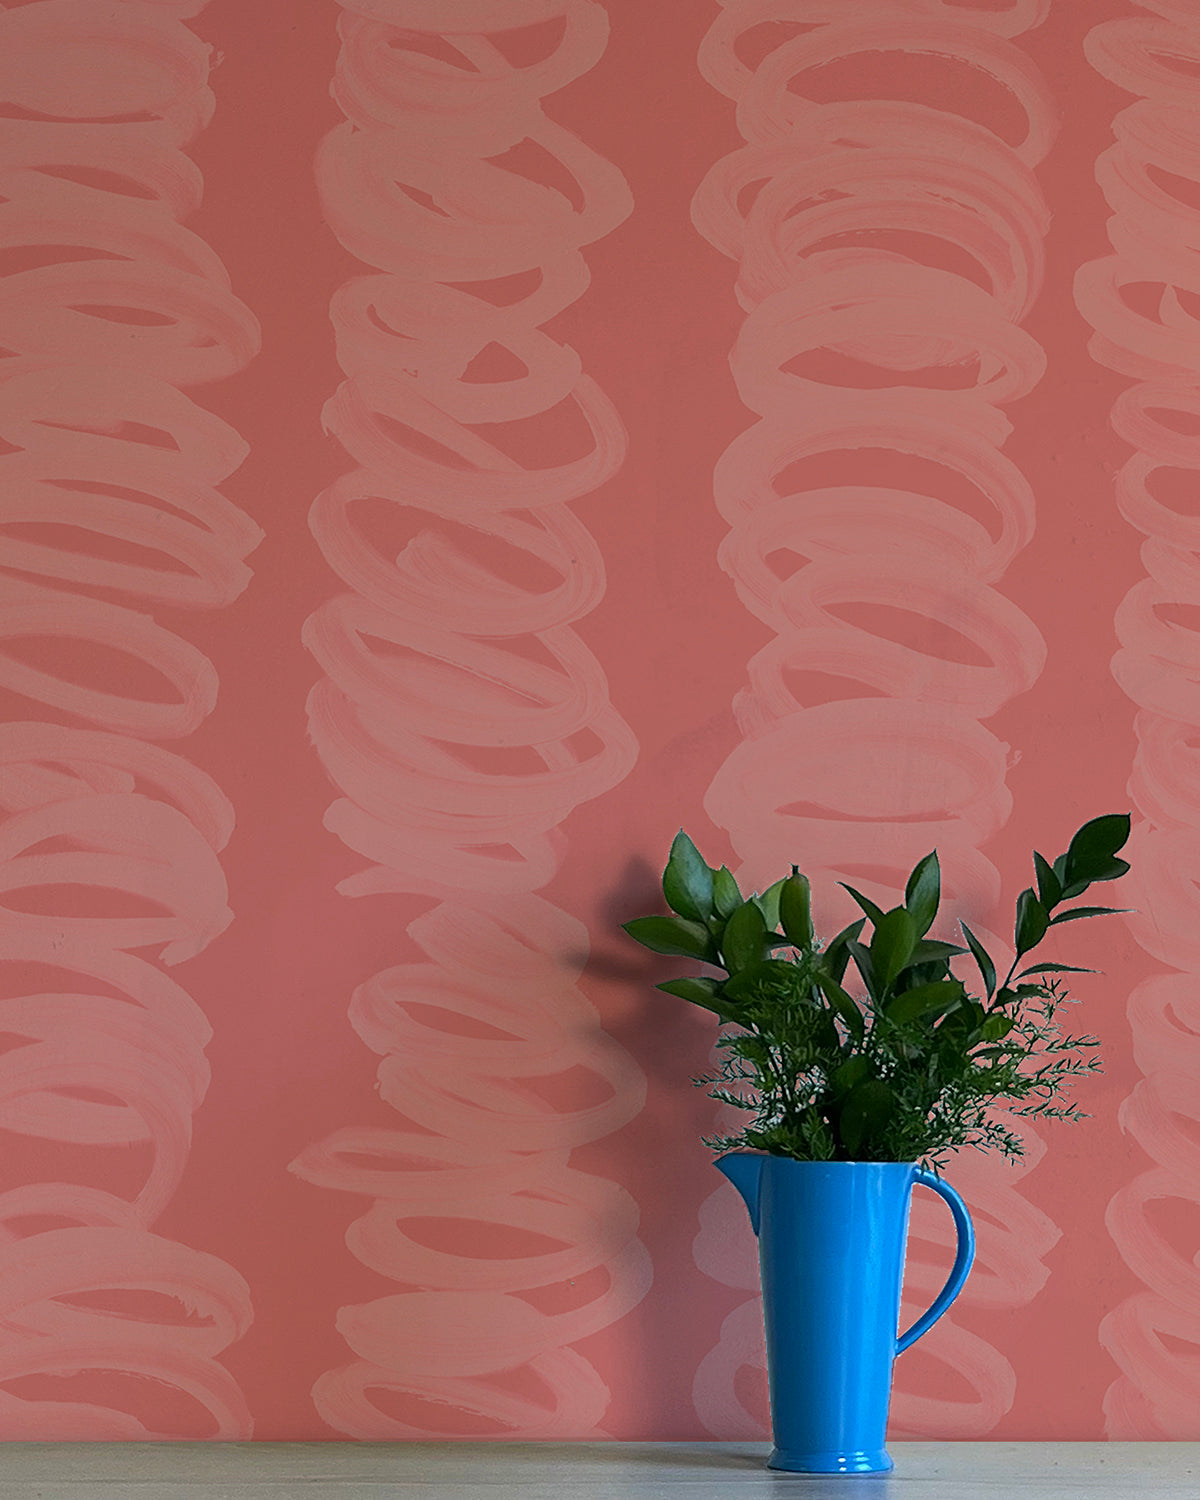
717,1153,975,1474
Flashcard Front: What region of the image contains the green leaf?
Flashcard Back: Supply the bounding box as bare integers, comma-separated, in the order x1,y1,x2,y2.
779,869,815,950
994,983,1047,1006
1047,905,1128,926
958,998,986,1039
824,918,866,983
656,977,726,1014
939,996,985,1042
959,920,997,1000
712,865,742,919
831,1055,871,1096
1048,858,1088,903
816,971,865,1043
1033,851,1062,910
1049,855,1088,902
871,907,919,991
840,1079,895,1156
841,883,886,928
722,900,769,973
623,915,716,961
846,939,880,1005
1017,961,1096,978
980,1012,1014,1042
898,959,951,989
1063,813,1132,885
904,851,941,937
662,831,714,922
907,938,968,964
1014,888,1049,956
754,878,785,932
722,958,799,1000
885,979,964,1025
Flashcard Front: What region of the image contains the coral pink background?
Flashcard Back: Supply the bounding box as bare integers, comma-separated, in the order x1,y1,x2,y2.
0,0,1196,1443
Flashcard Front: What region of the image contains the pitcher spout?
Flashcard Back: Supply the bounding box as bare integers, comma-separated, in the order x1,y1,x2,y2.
715,1152,764,1236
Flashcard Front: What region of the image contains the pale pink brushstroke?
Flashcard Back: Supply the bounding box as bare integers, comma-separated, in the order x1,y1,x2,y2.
289,1,649,1439
690,0,1056,1438
0,0,258,1437
1075,1,1200,1439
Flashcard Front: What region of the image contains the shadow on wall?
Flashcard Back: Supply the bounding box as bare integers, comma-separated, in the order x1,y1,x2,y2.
575,855,756,1438
588,853,717,1104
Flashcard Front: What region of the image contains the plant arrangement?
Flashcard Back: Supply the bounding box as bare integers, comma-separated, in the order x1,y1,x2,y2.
623,815,1131,1169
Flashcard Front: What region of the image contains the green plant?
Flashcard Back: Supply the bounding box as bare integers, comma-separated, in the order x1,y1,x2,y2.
623,815,1131,1170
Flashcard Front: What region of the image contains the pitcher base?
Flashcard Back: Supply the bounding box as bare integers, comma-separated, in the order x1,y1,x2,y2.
767,1446,894,1474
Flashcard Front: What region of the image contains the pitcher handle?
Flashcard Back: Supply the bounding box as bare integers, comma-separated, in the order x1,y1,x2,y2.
895,1169,976,1354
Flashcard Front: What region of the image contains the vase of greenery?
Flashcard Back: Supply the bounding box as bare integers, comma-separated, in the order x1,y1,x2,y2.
624,814,1131,1474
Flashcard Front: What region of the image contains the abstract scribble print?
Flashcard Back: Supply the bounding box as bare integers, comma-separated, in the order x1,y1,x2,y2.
0,0,256,1437
690,0,1056,1438
289,0,650,1438
1076,0,1200,1439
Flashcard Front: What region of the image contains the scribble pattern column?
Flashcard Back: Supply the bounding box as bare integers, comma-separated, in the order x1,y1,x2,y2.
1076,0,1200,1439
690,0,1057,1438
289,0,650,1438
0,0,257,1438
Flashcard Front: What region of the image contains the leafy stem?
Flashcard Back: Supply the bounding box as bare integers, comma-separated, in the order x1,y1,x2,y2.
623,814,1132,1169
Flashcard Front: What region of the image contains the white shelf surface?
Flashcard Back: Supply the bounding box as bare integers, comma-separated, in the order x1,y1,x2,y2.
0,1442,1194,1500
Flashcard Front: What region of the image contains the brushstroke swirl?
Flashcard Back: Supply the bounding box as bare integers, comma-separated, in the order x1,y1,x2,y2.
289,0,648,1439
0,0,257,1437
1076,0,1200,1438
690,0,1055,1438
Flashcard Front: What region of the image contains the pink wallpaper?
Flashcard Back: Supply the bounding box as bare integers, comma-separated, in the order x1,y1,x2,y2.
0,0,1191,1443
